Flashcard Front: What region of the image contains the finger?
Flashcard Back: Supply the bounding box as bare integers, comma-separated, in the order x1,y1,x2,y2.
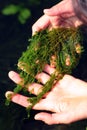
34,112,56,125
5,91,48,109
43,64,55,75
34,112,61,125
27,83,43,95
32,15,50,35
35,72,50,84
5,91,30,107
8,71,24,85
34,112,70,125
43,0,74,17
43,2,65,16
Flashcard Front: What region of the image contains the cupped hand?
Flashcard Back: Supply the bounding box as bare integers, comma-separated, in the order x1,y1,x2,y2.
6,64,87,125
32,0,83,35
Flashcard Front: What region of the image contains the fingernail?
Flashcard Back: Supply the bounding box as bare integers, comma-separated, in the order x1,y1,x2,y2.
43,9,49,13
8,71,15,78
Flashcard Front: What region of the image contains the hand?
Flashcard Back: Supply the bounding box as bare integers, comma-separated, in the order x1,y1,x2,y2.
32,0,83,35
6,64,87,125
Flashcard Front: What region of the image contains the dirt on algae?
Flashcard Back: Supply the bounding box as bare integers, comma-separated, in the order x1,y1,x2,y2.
6,27,84,117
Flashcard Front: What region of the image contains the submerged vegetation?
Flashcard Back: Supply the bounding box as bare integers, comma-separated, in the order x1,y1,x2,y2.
6,27,84,117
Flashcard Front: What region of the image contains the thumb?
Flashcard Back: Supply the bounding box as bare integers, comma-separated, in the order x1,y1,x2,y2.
34,112,57,125
34,112,70,125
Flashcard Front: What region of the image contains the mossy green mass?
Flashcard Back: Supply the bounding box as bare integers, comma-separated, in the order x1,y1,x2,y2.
7,27,84,117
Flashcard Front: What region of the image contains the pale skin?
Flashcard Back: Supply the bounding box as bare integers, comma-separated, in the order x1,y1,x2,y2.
6,64,87,125
32,0,83,35
6,0,87,125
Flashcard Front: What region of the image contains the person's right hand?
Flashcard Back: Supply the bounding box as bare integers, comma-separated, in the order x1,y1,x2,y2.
32,0,83,35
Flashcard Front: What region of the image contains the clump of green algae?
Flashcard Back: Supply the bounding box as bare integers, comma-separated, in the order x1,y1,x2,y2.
6,27,84,117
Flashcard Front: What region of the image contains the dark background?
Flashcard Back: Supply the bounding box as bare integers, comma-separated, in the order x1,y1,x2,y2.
0,0,87,130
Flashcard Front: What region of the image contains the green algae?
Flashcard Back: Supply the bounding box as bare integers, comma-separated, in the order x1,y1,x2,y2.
6,27,84,117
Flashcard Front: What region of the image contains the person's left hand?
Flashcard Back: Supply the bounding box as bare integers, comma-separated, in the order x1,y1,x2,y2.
5,64,87,125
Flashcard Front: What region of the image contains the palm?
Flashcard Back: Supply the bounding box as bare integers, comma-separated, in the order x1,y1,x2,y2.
34,75,87,112
33,75,87,124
